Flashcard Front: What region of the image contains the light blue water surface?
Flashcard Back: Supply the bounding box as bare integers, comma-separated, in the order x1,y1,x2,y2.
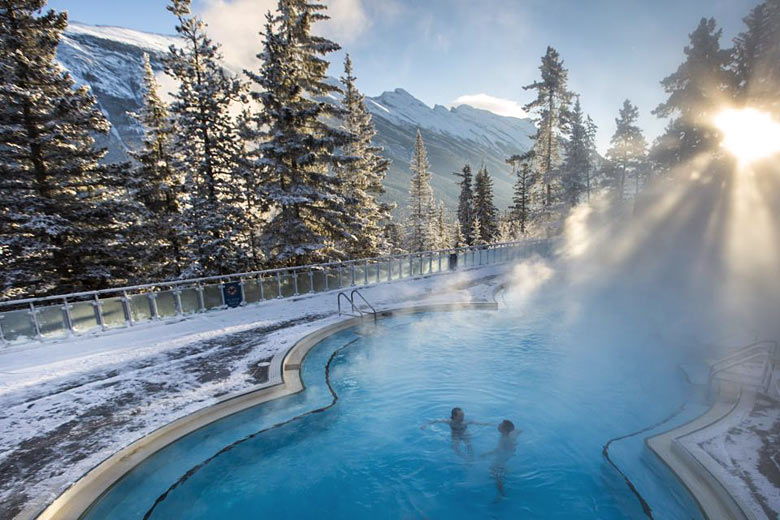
83,310,706,520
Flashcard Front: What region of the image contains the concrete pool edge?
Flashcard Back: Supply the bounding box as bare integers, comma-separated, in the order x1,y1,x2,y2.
35,301,499,520
646,384,756,520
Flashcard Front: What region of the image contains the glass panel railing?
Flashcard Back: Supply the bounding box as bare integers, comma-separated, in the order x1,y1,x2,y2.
295,270,312,294
311,269,328,293
37,304,66,339
243,279,262,304
1,308,36,343
155,291,178,319
101,297,127,329
129,294,153,323
202,285,223,310
179,288,201,314
70,301,100,333
279,273,295,298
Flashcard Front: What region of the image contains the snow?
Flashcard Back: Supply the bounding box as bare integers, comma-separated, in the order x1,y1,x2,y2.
366,87,536,151
0,265,507,520
64,22,179,54
680,382,780,520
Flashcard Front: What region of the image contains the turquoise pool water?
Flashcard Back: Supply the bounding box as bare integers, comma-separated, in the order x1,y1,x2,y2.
83,309,706,519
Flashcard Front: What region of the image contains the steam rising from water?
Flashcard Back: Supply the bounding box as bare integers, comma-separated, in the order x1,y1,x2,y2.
506,155,780,357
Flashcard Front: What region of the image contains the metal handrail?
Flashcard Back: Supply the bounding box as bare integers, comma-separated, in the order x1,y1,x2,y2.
350,289,377,323
708,340,777,395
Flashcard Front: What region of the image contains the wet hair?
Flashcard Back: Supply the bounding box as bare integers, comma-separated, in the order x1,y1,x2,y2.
498,420,515,434
451,407,464,420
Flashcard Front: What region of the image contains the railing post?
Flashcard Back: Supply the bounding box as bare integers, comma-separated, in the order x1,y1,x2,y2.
259,277,265,301
338,266,342,289
408,254,413,277
387,259,392,282
0,315,5,346
173,288,183,316
351,264,356,286
324,269,329,291
364,260,369,285
62,297,74,335
93,293,105,330
376,261,381,284
149,293,159,320
196,284,206,312
428,254,433,273
293,271,299,296
308,269,314,293
29,302,42,341
438,253,442,272
276,272,283,298
121,291,133,325
239,278,247,305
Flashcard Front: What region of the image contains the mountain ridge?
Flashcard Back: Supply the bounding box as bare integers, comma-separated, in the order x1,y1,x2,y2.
57,21,534,211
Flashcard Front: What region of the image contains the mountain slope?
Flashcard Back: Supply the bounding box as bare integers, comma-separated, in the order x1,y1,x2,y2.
57,22,534,211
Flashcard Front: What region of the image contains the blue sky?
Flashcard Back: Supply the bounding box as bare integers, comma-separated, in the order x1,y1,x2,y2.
52,0,760,151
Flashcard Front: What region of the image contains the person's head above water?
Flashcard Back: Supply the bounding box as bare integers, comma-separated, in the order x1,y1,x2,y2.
451,407,464,421
498,420,515,434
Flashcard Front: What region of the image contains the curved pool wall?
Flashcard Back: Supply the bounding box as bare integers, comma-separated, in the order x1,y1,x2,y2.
76,308,708,520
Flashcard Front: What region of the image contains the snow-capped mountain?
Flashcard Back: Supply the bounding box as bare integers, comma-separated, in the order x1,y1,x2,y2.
57,22,535,210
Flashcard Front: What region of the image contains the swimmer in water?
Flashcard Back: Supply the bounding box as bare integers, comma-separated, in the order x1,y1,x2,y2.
421,407,491,459
483,419,521,499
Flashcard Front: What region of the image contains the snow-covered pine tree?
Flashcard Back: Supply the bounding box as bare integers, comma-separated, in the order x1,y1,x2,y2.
335,54,394,258
434,201,450,250
165,0,248,277
472,166,498,243
733,1,780,115
0,0,143,298
507,150,535,234
561,96,589,206
523,46,573,207
129,53,184,280
245,2,354,266
471,215,485,246
235,108,266,271
584,115,599,202
383,221,406,253
605,100,647,201
452,221,465,248
405,129,437,252
651,18,732,172
453,164,474,245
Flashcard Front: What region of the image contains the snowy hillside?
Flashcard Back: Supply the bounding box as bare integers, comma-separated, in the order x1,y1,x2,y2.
57,22,534,210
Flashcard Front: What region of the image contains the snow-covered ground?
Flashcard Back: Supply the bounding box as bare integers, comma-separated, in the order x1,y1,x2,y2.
688,386,780,520
0,266,506,520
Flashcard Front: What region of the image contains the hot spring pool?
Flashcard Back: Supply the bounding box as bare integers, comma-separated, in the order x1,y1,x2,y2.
83,309,707,519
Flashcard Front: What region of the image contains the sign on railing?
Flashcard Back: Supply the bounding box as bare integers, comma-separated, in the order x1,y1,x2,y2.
0,240,550,346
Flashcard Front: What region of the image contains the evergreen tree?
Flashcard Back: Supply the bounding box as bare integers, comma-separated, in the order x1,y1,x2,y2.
652,18,732,171
733,1,780,114
453,164,474,245
335,54,394,258
434,201,450,250
235,108,266,271
605,100,647,201
507,150,535,234
0,0,142,298
561,96,589,206
165,0,248,277
383,221,405,253
452,221,465,248
129,53,184,280
584,115,599,202
405,129,437,252
245,2,354,266
473,166,498,243
471,215,485,246
523,46,573,207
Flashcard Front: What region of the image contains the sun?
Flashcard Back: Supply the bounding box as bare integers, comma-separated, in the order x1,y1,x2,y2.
714,108,780,163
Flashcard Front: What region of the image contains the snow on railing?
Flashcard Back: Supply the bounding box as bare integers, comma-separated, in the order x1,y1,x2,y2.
0,239,551,346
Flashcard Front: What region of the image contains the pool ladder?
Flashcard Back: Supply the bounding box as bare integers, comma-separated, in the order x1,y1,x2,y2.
337,289,377,323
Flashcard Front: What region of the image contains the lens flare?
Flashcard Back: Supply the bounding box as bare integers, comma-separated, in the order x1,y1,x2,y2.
714,108,780,163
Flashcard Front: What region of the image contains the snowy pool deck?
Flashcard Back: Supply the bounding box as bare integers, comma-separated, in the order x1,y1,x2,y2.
0,265,507,520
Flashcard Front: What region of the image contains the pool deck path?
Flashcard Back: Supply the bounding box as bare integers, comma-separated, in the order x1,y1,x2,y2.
0,265,507,520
